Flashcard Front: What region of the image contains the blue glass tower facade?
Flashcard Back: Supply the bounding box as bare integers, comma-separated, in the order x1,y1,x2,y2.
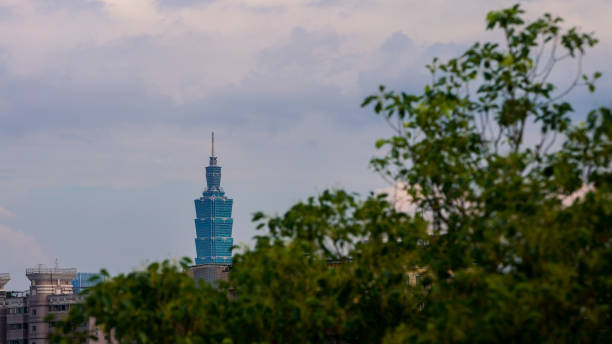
194,133,234,264
71,272,106,294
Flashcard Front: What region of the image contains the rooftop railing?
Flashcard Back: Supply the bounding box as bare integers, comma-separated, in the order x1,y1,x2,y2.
26,267,77,275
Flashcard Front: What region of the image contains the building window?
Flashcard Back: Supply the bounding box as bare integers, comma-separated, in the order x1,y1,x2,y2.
49,304,68,312
7,323,27,330
8,307,27,314
32,325,36,332
32,309,37,315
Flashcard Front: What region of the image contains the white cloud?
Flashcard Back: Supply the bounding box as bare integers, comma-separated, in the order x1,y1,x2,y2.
0,206,13,217
562,184,594,207
0,224,49,268
377,182,418,214
0,0,609,102
0,224,50,289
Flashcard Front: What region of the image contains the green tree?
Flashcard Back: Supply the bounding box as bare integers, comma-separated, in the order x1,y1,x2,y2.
50,4,611,343
48,259,231,343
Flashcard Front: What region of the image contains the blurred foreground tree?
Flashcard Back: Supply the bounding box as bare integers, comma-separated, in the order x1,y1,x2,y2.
50,4,610,343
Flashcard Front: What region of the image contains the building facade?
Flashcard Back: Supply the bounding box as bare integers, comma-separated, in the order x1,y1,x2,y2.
0,274,10,343
71,273,105,295
193,132,234,265
187,264,231,287
0,268,107,344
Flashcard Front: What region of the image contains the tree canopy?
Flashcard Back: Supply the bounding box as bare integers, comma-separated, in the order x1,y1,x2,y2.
50,4,611,343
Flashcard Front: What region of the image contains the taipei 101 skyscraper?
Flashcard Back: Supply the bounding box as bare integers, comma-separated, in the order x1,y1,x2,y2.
193,132,234,265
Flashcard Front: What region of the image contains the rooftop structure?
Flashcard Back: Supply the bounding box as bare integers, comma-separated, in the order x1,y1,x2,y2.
193,132,234,265
0,273,9,309
26,266,77,296
0,273,9,291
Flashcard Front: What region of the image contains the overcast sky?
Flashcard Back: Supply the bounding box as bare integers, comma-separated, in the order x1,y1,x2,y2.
1,0,611,289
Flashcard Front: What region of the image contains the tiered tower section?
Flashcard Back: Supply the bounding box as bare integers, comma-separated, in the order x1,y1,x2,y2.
194,132,234,264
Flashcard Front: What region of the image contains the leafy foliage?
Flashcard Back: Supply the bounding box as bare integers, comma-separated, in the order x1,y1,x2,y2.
48,259,230,343
50,5,611,343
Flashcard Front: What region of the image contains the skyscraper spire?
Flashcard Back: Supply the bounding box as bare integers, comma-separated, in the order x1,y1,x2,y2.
209,132,218,166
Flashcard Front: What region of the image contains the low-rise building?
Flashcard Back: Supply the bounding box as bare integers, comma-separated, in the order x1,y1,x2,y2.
0,267,108,344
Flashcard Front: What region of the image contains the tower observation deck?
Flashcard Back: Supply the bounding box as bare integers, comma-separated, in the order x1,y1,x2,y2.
194,132,234,265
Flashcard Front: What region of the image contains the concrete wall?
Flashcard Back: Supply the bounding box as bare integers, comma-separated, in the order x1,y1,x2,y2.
188,264,230,287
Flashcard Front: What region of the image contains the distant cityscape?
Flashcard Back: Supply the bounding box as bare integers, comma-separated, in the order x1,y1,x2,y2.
0,133,234,343
0,268,106,344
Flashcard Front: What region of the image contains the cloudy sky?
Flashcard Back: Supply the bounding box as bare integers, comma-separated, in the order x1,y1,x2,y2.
1,0,610,289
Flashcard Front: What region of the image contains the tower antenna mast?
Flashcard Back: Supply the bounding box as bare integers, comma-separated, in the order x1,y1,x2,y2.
211,131,215,157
